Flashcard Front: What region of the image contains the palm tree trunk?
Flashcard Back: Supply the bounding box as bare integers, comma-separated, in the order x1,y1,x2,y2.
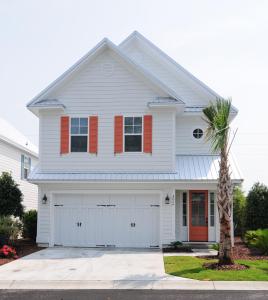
217,147,234,265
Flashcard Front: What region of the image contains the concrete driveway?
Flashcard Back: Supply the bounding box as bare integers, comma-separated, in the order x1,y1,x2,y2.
0,248,186,282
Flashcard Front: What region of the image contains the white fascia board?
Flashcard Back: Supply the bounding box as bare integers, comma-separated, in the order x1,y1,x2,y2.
27,37,182,111
28,105,66,117
0,136,38,158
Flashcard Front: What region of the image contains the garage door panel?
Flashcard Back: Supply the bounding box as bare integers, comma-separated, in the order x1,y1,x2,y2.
54,193,160,248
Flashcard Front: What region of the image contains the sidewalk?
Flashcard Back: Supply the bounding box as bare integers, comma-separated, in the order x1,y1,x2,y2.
0,280,267,290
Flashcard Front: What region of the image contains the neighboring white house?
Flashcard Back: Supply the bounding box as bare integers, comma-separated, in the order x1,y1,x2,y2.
0,118,38,210
27,31,242,248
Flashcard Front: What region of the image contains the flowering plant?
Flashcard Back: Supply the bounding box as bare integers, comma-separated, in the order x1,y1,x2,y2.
0,245,18,259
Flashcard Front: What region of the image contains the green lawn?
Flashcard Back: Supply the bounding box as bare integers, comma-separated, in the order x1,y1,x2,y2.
164,256,268,281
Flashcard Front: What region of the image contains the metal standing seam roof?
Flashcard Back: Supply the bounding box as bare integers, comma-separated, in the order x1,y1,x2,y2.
28,155,243,183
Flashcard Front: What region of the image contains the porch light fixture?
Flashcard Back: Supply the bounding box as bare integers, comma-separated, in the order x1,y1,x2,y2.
165,194,170,204
42,194,48,204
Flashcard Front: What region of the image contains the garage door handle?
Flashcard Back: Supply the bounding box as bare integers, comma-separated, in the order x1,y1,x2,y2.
130,223,136,227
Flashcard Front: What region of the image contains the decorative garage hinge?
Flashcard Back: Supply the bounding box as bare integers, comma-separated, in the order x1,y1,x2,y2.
150,204,160,207
54,204,63,207
150,245,159,248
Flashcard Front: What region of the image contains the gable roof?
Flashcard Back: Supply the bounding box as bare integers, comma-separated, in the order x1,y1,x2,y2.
119,31,238,113
27,38,184,110
0,118,38,157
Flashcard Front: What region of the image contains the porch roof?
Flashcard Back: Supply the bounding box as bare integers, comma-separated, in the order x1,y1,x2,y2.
28,155,243,183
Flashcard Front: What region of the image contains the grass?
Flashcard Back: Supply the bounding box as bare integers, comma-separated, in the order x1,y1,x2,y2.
164,256,268,281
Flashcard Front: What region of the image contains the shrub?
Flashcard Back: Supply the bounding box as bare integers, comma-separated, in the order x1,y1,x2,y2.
22,210,37,240
163,241,193,253
0,216,21,246
210,243,219,251
0,172,24,218
245,229,268,255
0,245,18,259
245,183,268,230
233,186,246,236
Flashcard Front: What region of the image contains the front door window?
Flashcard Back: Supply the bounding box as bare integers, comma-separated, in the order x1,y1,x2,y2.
191,192,206,226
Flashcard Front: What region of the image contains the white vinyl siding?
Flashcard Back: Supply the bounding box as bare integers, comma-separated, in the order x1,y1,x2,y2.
39,49,175,172
0,140,38,210
176,116,213,155
120,41,215,107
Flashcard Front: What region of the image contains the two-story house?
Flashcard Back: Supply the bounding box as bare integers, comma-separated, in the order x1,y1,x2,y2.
0,118,38,210
27,31,242,248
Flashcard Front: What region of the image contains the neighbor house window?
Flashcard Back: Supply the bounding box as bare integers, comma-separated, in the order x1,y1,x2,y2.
210,192,215,227
21,155,31,180
182,192,187,226
124,117,142,152
193,128,203,139
71,117,88,152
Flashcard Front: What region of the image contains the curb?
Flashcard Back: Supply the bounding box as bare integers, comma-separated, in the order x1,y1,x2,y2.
0,280,267,290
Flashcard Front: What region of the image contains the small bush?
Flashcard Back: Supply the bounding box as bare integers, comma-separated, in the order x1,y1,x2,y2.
22,210,37,240
0,216,21,246
210,243,219,251
0,245,18,259
245,229,268,255
163,241,193,253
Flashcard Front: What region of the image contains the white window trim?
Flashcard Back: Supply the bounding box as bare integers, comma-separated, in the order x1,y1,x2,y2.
123,116,143,153
191,126,204,141
70,117,88,153
21,154,31,180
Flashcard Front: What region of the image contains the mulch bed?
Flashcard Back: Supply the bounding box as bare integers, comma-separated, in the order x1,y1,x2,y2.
203,262,248,271
233,237,268,260
0,239,43,266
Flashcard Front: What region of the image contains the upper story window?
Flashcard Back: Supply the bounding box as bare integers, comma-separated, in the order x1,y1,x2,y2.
124,117,142,152
21,154,31,180
71,117,88,152
193,128,203,139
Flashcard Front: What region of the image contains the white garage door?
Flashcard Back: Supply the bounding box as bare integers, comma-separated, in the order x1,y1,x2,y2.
53,193,160,248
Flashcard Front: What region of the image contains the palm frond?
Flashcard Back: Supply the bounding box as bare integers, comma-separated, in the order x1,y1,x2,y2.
202,98,232,153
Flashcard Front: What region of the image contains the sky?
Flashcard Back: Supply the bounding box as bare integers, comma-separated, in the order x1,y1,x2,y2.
0,0,267,192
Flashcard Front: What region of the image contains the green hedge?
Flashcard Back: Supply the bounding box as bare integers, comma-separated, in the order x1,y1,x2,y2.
22,210,37,240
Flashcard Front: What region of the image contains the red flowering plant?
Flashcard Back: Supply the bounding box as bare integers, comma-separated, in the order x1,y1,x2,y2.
0,245,18,259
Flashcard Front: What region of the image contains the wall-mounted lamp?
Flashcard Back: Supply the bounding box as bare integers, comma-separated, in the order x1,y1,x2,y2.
42,194,48,204
165,194,170,204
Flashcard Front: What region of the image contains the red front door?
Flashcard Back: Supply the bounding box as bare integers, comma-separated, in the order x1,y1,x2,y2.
189,190,208,242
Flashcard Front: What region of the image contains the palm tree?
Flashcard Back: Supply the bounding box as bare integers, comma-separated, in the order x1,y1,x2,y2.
203,98,234,265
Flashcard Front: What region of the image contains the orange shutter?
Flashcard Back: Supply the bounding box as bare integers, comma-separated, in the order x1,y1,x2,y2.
143,115,152,153
114,116,123,154
89,116,98,154
60,116,69,154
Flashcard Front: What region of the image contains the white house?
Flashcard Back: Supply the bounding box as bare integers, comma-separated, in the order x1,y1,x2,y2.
0,118,38,210
27,31,242,248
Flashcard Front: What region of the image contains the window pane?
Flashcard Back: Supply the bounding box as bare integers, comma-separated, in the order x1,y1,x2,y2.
191,193,206,226
210,193,215,227
71,136,87,152
125,125,133,134
182,192,187,227
125,135,142,152
71,118,79,126
134,125,142,133
71,127,79,134
125,117,133,126
134,117,142,125
80,118,88,127
79,127,88,134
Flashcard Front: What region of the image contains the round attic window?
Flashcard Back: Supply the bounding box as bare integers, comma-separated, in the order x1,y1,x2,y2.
193,128,203,139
